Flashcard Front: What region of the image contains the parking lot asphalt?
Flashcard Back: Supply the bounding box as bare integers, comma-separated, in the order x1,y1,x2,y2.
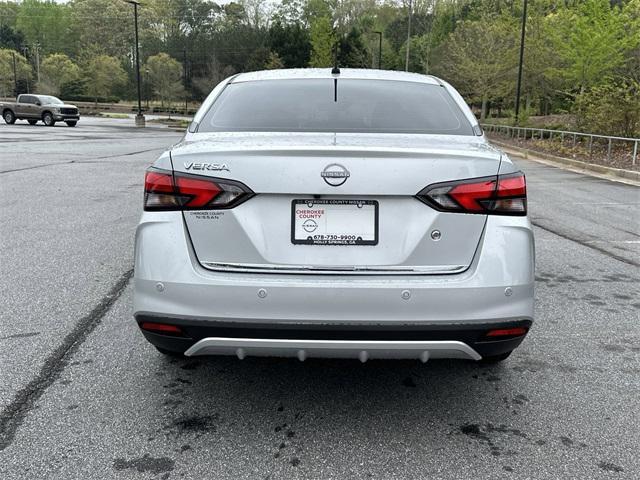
0,117,638,479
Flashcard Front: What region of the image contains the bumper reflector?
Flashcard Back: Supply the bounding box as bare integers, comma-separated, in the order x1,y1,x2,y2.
485,327,528,338
140,322,184,336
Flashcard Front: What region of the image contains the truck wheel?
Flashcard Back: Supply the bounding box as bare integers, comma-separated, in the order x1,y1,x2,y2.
65,121,77,127
3,110,16,124
42,112,55,127
28,119,38,125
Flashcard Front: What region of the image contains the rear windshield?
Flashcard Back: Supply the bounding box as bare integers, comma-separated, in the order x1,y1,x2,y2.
198,79,473,135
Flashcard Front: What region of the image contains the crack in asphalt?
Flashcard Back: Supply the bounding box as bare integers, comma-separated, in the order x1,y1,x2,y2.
0,268,134,451
0,148,165,174
532,221,639,268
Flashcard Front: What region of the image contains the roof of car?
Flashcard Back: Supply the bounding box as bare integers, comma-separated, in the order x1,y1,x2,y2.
231,68,442,85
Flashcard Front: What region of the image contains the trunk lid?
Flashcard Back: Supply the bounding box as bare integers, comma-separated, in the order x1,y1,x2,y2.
172,132,501,274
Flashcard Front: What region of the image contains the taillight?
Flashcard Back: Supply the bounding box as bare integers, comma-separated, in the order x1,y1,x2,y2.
417,172,526,215
144,168,254,211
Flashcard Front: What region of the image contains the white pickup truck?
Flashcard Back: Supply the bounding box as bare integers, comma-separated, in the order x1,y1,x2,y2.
1,94,80,127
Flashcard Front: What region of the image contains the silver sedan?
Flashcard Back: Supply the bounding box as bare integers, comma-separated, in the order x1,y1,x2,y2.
134,68,534,363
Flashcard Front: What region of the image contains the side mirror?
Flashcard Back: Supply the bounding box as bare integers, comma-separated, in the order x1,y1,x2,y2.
35,101,41,106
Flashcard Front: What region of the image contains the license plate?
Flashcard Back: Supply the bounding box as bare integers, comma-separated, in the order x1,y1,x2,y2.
291,199,378,245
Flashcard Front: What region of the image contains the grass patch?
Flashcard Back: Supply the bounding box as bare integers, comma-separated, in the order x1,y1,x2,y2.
99,112,130,119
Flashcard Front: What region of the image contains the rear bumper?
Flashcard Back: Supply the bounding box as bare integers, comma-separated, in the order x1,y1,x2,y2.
136,315,531,361
133,211,535,360
53,114,79,121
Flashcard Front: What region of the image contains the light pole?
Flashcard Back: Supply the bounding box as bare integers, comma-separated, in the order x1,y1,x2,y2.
405,0,412,71
374,31,382,69
514,0,528,125
125,0,145,127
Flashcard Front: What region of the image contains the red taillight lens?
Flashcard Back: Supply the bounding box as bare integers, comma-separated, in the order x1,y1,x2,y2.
143,168,253,211
417,172,526,215
485,327,528,338
175,176,222,208
448,178,497,212
140,322,184,336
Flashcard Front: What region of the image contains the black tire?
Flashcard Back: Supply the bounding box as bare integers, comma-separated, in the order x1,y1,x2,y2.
42,112,55,127
28,119,38,125
154,346,184,358
3,109,16,124
479,351,512,364
65,121,77,127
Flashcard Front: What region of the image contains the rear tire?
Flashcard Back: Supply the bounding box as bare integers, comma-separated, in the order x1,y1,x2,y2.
42,112,55,127
65,121,77,127
3,110,16,124
479,351,512,363
28,119,38,125
154,346,184,358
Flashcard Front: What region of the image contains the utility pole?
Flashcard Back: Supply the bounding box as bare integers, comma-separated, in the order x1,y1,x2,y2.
183,49,188,116
374,31,382,69
34,43,40,84
125,0,145,127
514,0,528,125
405,0,412,71
11,51,17,96
21,47,30,92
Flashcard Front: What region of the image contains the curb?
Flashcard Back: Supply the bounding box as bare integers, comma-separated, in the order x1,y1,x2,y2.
488,138,640,184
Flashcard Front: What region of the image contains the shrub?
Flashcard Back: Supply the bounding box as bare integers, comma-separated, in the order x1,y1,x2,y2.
575,80,640,137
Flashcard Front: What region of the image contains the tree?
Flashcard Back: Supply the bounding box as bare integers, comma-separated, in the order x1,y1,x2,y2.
338,27,368,68
268,21,311,68
309,15,336,67
432,18,517,120
85,54,127,104
548,0,631,93
144,52,185,107
0,49,32,97
0,25,25,51
39,53,80,95
71,0,131,58
15,0,71,55
264,51,285,69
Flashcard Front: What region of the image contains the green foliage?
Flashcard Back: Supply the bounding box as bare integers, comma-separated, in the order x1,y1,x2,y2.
0,25,25,51
84,54,127,103
309,14,335,67
71,0,131,58
268,21,311,68
432,17,517,119
264,51,285,70
39,53,80,95
0,49,32,97
548,0,631,93
144,52,185,107
338,27,368,68
575,80,640,137
16,0,71,55
60,77,89,99
0,0,636,127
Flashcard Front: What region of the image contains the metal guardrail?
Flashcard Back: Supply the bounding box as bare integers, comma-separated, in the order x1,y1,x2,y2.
482,124,639,166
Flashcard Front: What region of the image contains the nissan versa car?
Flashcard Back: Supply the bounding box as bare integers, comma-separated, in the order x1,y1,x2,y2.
134,69,534,363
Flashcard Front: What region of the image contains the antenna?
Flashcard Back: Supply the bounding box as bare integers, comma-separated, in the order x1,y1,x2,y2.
331,43,340,75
